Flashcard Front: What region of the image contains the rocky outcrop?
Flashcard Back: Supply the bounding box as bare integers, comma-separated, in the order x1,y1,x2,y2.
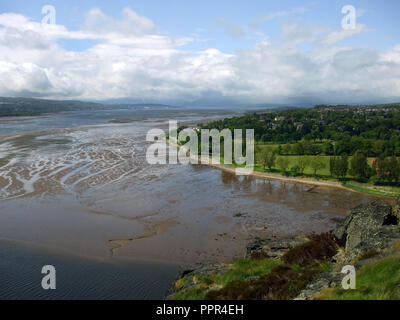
333,201,400,262
166,262,227,300
168,198,400,300
295,270,343,300
296,199,400,299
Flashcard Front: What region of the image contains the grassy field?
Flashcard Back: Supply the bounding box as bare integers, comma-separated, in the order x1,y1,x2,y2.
343,182,400,198
250,145,400,197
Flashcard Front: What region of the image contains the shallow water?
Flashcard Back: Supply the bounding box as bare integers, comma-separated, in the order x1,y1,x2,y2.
0,108,379,299
0,239,178,300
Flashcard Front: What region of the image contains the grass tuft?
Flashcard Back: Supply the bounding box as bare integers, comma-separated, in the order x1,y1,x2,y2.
322,254,400,300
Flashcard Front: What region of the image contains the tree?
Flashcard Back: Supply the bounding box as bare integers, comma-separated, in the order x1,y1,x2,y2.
350,152,371,181
330,155,348,179
298,156,310,174
276,157,290,174
293,142,304,155
374,156,400,184
373,156,387,183
387,156,400,183
338,155,349,179
310,156,326,177
330,157,338,177
323,142,334,156
282,144,292,155
257,147,277,171
291,165,301,176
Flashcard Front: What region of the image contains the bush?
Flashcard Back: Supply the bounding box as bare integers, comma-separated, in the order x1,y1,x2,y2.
206,265,319,300
291,165,301,176
282,233,338,266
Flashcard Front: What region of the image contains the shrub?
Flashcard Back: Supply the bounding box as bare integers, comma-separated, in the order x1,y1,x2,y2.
291,165,301,176
206,265,319,300
282,233,338,266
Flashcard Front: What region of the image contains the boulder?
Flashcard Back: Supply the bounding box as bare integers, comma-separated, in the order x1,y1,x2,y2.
333,201,400,262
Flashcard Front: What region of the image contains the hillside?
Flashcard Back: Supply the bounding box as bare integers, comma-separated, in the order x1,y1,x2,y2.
0,97,179,117
0,97,104,117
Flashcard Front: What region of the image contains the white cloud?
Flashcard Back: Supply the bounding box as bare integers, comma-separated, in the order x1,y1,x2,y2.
321,24,371,45
252,7,309,28
0,9,399,105
282,21,329,44
84,7,155,36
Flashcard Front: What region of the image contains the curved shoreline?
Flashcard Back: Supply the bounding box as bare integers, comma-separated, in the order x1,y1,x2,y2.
166,138,394,198
208,162,349,190
208,163,397,199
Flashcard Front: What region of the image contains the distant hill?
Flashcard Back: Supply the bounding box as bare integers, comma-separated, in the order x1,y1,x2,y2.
0,97,104,117
110,103,181,110
0,97,180,117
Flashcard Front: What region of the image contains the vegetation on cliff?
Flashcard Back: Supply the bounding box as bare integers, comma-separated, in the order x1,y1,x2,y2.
169,199,400,300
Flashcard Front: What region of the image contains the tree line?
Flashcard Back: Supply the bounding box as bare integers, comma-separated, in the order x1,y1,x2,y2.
256,147,400,185
201,103,400,157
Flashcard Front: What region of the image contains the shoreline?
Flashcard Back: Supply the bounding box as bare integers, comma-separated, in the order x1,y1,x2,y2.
166,137,394,199
207,162,395,199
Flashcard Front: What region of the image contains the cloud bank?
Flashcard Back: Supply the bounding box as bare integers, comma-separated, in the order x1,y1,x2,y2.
0,8,399,105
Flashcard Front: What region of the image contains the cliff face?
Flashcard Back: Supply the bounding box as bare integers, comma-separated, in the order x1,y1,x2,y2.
168,198,400,300
334,199,400,262
297,199,400,300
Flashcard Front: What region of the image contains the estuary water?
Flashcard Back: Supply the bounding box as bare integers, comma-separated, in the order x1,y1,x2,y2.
0,107,378,299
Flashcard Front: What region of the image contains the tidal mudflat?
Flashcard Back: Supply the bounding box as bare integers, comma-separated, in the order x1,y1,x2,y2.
0,109,379,299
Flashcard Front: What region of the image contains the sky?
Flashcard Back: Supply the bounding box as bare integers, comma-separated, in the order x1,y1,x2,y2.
0,0,399,106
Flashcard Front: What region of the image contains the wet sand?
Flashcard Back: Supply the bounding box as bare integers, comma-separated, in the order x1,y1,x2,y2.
0,110,384,299
0,112,382,264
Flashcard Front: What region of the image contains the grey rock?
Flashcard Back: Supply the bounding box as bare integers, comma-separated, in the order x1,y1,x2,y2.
333,201,400,262
295,270,343,300
348,226,400,261
165,262,227,299
332,250,347,265
394,197,400,222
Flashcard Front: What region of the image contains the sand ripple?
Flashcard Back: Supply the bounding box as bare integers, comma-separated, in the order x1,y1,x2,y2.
0,125,154,200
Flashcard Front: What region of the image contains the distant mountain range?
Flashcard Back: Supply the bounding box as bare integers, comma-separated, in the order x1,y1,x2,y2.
0,97,180,117
4,96,397,118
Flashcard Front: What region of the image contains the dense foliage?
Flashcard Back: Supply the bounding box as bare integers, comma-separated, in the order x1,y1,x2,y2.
201,103,400,157
201,103,400,185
